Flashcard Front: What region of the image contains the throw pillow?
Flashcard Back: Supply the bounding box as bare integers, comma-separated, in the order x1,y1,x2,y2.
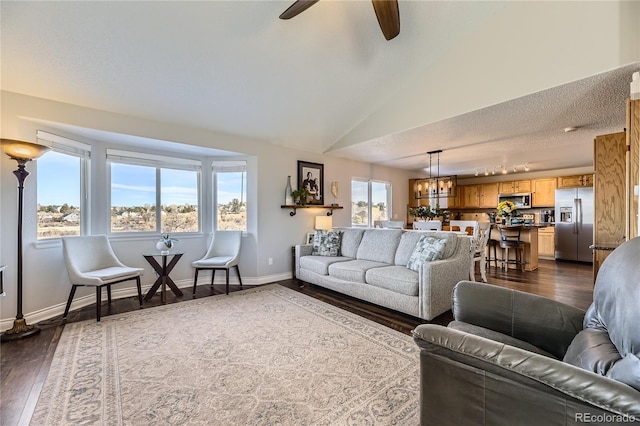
406,235,446,272
312,230,343,257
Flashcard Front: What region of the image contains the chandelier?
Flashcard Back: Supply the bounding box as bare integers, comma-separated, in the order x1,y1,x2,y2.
413,150,457,199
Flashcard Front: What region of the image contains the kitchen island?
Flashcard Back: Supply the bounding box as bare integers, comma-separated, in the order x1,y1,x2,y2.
488,225,539,271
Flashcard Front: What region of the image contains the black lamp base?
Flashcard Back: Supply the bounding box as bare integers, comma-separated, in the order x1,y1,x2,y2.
1,318,41,342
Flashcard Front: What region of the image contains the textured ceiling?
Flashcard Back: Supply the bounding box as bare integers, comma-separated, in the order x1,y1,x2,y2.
330,64,637,176
1,1,638,178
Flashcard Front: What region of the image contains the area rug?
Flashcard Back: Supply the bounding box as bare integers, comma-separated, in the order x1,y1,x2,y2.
32,284,420,425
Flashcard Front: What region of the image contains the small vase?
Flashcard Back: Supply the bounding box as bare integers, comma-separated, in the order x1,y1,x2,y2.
285,176,293,205
156,240,172,254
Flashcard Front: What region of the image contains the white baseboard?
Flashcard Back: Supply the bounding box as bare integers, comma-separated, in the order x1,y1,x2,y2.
0,272,293,330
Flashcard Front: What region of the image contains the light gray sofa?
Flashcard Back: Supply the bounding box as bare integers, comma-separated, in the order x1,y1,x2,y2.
295,228,472,320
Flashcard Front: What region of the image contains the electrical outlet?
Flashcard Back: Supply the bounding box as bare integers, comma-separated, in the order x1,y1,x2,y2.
268,258,273,266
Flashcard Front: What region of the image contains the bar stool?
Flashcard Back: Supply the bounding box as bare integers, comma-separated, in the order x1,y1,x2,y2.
486,225,500,268
498,225,526,271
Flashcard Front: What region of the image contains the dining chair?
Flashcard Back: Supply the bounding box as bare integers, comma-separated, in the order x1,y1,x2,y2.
192,230,243,296
61,235,144,322
381,220,404,229
413,220,442,231
450,220,479,238
469,222,491,282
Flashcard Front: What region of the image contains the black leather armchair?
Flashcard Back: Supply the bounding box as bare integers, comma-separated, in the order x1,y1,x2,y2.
413,236,640,425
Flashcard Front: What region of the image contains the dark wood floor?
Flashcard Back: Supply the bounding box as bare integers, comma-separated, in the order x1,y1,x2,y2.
0,259,593,426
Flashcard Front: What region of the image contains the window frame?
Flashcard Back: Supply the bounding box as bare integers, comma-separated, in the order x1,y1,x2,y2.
35,131,91,240
212,161,247,232
351,178,392,228
106,149,202,236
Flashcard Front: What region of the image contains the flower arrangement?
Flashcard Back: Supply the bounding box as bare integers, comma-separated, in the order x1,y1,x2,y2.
496,200,517,218
409,205,448,221
156,234,179,253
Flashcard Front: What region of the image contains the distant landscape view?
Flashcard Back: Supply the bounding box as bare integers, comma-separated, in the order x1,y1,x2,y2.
351,201,387,225
37,199,246,239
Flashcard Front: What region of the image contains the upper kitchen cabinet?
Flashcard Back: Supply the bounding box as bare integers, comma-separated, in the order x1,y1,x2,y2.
557,174,593,188
498,179,531,194
459,183,498,208
461,184,480,208
531,178,557,207
480,183,499,208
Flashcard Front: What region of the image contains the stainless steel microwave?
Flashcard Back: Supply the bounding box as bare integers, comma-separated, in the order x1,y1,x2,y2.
497,193,531,208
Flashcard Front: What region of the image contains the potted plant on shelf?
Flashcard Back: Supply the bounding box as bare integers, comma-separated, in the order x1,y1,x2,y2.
291,188,311,205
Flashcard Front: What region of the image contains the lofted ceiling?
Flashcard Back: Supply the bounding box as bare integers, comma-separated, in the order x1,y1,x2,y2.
1,1,639,178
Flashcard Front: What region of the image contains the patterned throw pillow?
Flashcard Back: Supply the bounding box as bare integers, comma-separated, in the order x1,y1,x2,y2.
406,236,447,272
312,230,343,257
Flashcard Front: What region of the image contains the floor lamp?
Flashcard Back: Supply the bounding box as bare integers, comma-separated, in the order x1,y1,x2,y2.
1,139,50,341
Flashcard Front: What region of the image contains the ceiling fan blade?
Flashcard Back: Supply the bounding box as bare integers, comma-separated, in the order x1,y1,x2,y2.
371,0,400,40
279,0,320,20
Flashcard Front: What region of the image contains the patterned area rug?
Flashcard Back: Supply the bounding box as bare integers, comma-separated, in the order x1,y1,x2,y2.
32,284,420,425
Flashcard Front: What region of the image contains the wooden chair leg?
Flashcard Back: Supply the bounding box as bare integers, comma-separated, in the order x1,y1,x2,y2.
136,277,143,308
107,285,112,304
96,286,102,322
235,265,243,288
225,268,230,295
193,268,200,296
63,285,78,319
210,269,216,287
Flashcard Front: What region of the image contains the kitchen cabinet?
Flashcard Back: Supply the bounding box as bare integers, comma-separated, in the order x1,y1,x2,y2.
499,180,531,194
531,178,557,207
557,174,593,188
461,184,480,208
479,183,499,207
538,226,555,260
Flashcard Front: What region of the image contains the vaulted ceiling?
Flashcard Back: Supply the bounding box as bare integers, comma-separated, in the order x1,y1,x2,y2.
2,1,639,177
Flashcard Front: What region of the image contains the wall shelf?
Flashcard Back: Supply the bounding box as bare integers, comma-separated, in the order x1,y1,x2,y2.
281,205,343,216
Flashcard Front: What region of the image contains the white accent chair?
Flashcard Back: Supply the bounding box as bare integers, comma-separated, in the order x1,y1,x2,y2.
192,230,243,296
413,220,442,231
61,235,143,322
470,222,492,282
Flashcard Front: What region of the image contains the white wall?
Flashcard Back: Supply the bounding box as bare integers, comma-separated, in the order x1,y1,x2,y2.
331,0,640,151
0,91,411,326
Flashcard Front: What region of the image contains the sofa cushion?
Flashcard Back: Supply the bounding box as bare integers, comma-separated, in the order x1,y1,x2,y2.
396,231,459,264
448,321,557,359
299,255,353,276
356,229,402,264
339,228,366,258
365,266,418,296
406,235,447,272
328,259,389,283
312,230,343,256
563,328,622,376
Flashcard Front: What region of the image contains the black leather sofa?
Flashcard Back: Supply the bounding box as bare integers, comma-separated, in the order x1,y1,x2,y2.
413,236,640,425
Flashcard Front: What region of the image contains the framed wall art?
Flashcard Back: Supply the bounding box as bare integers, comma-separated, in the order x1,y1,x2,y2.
297,160,324,205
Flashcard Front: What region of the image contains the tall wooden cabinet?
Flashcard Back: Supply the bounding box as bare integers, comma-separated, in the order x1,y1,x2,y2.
627,99,640,239
593,132,627,278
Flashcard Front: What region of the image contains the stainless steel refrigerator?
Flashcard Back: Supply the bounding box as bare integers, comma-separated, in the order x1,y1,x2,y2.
554,187,593,262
